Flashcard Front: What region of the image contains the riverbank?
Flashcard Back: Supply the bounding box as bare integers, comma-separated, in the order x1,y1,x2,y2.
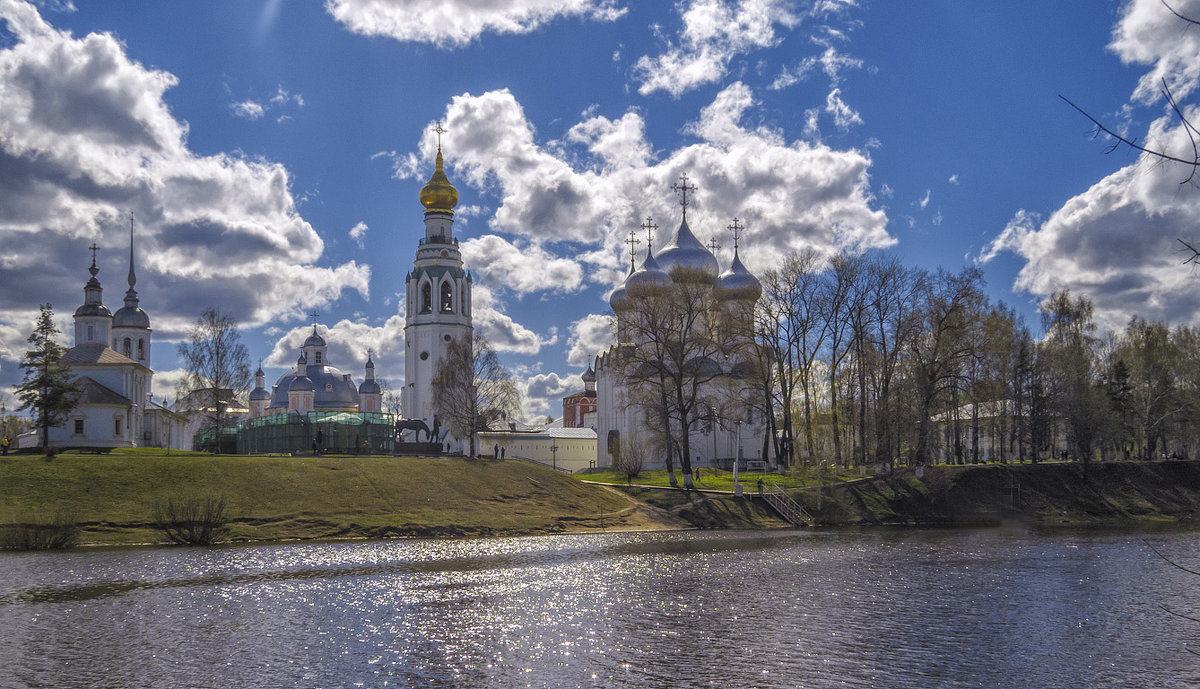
0,451,685,546
4,453,1198,547
797,460,1200,526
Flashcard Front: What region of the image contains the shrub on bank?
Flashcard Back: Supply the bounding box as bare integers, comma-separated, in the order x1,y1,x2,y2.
0,510,79,550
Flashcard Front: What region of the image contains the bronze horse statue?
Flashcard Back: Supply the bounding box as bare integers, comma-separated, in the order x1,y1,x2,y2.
394,418,431,442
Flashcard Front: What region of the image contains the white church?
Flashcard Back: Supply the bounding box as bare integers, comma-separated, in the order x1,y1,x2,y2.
592,178,772,477
21,225,188,450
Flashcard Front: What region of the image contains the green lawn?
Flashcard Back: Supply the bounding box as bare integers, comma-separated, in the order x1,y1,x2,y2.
0,449,650,545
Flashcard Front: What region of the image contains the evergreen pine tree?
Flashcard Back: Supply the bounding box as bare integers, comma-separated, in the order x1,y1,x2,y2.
14,304,79,453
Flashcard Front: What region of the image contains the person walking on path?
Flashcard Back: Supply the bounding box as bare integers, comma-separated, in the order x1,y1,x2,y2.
1,436,8,456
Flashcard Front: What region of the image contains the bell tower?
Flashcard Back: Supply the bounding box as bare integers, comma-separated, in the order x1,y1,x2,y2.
402,124,473,432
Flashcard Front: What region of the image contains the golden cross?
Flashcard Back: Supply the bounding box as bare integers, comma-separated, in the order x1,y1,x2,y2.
433,121,446,149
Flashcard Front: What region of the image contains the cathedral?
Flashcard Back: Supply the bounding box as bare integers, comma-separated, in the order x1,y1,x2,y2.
246,325,382,418
593,177,771,477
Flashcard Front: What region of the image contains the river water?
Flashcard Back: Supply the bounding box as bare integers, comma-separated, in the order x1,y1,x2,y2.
1,527,1198,688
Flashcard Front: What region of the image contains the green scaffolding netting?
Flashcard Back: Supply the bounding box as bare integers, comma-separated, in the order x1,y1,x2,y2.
233,411,397,455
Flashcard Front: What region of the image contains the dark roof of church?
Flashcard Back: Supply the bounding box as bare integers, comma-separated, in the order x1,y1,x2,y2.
62,342,139,366
73,376,132,406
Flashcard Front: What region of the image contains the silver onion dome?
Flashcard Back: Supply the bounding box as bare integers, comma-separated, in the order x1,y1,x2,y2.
715,249,762,300
609,265,634,311
626,249,672,295
656,218,718,279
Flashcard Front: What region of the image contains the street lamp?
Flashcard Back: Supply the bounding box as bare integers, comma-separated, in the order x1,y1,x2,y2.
733,420,743,497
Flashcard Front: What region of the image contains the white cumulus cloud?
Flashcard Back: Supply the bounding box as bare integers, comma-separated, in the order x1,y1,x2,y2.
428,82,890,290
565,313,615,367
633,0,801,97
982,114,1200,331
0,1,369,385
325,0,626,47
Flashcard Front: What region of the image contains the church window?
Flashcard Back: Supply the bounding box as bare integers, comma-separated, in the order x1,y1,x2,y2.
420,282,432,313
137,339,145,360
74,419,84,435
440,282,454,313
87,324,94,341
315,351,322,364
115,418,123,436
123,338,132,358
419,351,429,360
443,334,452,342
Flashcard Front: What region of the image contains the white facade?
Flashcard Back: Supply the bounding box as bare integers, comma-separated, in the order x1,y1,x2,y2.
478,427,599,473
592,204,772,478
401,146,472,446
25,240,186,451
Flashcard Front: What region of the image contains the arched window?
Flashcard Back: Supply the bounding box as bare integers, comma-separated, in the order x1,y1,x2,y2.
315,351,322,364
440,281,454,313
461,288,468,316
137,339,145,360
123,338,132,358
420,282,432,313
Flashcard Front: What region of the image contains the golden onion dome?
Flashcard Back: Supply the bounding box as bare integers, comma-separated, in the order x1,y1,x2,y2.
419,148,459,213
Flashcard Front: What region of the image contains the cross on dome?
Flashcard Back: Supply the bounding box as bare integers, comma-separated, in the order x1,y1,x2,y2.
706,236,721,255
433,121,446,150
309,311,320,326
641,216,658,251
728,217,745,251
88,242,101,276
624,229,641,272
671,173,697,221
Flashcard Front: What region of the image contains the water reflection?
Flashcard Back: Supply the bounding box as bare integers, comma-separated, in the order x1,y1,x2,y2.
1,528,1198,688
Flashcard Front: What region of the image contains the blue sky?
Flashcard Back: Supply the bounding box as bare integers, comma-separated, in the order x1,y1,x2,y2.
2,0,1199,419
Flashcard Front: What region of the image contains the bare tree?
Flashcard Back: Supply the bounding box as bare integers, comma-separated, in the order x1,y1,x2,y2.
176,307,251,444
1040,289,1109,477
819,253,865,467
909,268,986,465
618,266,736,488
432,332,521,457
863,257,923,467
614,430,650,483
378,378,403,417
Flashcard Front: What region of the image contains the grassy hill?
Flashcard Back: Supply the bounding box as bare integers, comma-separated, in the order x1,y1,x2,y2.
0,450,684,546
